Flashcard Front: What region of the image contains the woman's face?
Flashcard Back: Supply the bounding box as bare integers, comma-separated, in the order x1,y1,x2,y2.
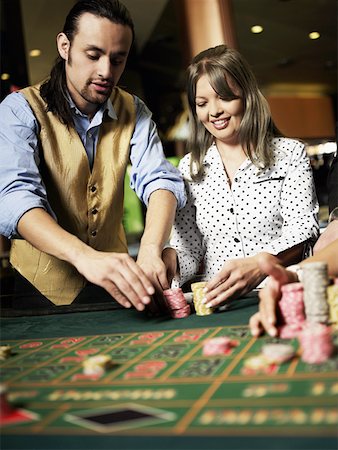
195,74,244,146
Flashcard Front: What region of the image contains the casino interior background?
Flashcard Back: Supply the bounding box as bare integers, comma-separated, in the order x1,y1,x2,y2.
0,0,337,264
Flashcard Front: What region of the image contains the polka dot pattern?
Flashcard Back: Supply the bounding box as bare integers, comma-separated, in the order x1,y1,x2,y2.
170,138,319,286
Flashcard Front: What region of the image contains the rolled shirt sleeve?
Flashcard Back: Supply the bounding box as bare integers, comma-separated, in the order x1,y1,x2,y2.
129,97,186,209
0,92,54,238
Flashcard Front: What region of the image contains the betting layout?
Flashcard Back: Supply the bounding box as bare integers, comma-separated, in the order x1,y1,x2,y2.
0,325,337,436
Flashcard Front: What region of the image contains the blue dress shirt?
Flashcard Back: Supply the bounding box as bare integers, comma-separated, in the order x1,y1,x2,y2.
0,91,186,238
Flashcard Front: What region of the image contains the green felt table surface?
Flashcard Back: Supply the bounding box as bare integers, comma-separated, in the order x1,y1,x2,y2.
0,296,258,340
1,295,337,450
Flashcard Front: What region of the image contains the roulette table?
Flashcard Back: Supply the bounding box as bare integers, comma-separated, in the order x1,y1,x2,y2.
0,294,337,450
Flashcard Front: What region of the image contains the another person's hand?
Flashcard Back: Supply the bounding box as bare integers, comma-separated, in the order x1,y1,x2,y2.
313,220,338,254
249,253,298,337
75,249,154,311
203,255,266,308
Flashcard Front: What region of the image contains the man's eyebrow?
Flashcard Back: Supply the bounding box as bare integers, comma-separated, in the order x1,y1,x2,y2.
84,45,128,57
84,45,103,52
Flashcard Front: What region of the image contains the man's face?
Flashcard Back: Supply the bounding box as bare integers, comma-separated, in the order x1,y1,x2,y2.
57,13,133,118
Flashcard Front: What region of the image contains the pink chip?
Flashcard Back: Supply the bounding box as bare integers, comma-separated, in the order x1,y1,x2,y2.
202,336,232,356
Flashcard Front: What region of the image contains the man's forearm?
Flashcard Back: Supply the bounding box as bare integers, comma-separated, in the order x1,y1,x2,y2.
140,189,177,252
17,207,93,266
300,238,338,277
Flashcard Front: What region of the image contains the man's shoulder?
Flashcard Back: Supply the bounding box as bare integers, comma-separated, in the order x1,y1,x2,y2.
0,90,34,116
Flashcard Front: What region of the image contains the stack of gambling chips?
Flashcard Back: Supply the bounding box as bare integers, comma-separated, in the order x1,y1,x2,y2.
191,281,214,316
327,278,338,325
82,354,113,376
298,323,333,364
0,345,12,361
278,282,305,338
163,288,191,319
202,336,232,356
302,262,330,324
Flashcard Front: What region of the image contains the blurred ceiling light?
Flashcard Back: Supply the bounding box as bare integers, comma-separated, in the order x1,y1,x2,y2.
29,49,41,57
1,73,10,80
306,141,337,156
251,25,263,34
309,31,320,40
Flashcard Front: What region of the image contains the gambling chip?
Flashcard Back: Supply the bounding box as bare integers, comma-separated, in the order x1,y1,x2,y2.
191,281,214,316
163,288,191,319
82,355,114,376
278,282,305,338
202,336,232,356
327,278,338,326
261,343,295,364
0,345,12,360
302,262,330,324
243,354,270,371
298,323,333,364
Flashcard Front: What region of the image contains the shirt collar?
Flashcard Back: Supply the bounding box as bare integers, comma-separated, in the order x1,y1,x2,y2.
67,94,117,120
203,142,254,173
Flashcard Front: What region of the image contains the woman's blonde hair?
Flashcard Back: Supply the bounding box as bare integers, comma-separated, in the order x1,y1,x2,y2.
186,45,282,181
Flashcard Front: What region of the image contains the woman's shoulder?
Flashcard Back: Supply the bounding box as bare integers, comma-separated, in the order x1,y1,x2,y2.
272,137,305,152
178,153,192,176
271,137,307,162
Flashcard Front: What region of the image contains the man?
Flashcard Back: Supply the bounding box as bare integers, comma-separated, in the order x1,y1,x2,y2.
0,0,185,311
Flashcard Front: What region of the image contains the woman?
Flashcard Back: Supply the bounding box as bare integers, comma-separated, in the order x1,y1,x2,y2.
163,45,319,308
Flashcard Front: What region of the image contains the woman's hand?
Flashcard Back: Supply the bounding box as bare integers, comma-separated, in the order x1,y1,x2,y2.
203,255,266,308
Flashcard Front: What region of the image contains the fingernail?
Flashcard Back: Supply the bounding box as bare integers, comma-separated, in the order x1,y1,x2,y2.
206,302,213,308
268,328,277,337
147,287,155,295
201,297,207,304
142,296,151,304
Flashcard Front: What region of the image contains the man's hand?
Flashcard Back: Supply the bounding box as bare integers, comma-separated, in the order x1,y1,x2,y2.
162,247,178,287
249,253,298,337
137,190,178,293
75,249,155,311
313,220,338,254
203,255,266,308
137,243,169,292
17,208,155,310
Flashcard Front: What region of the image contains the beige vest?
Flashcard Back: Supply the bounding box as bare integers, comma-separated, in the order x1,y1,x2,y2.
10,85,136,305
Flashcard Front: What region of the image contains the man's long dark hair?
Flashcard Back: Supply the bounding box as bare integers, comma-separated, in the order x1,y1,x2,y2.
40,0,134,126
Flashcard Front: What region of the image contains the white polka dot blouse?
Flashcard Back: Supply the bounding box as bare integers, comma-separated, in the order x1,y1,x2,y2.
169,137,319,287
